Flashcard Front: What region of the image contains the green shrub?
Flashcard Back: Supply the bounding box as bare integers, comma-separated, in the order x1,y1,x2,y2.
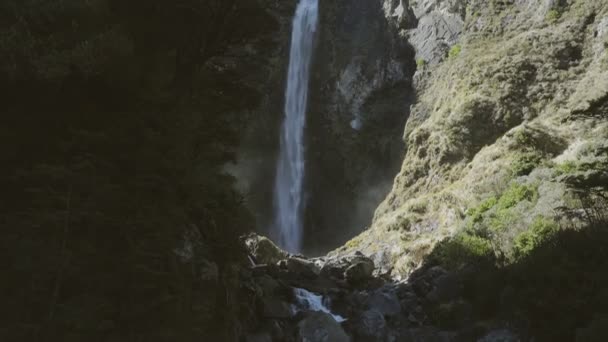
546,9,561,22
512,152,543,176
430,231,494,269
468,196,498,224
497,183,538,210
489,208,518,232
416,58,427,68
467,183,538,234
514,129,533,146
555,161,578,176
448,44,462,59
513,216,558,259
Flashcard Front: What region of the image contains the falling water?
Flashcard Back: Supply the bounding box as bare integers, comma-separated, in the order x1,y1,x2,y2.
293,288,346,322
273,0,319,253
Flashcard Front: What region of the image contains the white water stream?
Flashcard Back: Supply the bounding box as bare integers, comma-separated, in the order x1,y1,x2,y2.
293,288,346,323
272,0,319,253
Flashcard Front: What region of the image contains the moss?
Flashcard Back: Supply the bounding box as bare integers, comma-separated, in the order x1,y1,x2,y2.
513,216,558,259
448,44,462,59
416,58,427,68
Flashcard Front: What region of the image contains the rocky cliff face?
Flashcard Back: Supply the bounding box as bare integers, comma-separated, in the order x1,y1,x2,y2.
304,0,416,254
235,0,417,254
338,0,608,277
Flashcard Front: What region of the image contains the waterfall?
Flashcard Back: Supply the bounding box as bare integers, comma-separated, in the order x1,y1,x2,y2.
272,0,319,253
293,288,346,322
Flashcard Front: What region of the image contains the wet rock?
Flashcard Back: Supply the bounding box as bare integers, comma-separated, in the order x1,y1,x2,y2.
297,312,350,342
245,234,289,265
353,309,387,341
262,297,293,319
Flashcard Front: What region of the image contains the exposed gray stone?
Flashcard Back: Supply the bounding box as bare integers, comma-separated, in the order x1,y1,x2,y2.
367,287,402,316
286,257,321,278
297,312,350,342
245,234,289,265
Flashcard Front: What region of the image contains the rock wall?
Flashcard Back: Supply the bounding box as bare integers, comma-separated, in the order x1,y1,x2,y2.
303,0,416,254
338,0,608,278
234,0,417,255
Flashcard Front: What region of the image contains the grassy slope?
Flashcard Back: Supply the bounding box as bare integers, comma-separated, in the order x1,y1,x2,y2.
337,0,608,277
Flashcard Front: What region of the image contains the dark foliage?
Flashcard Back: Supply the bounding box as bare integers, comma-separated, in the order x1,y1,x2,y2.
0,1,274,340
421,182,608,341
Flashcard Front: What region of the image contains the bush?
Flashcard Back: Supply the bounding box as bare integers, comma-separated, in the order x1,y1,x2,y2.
546,9,561,22
555,161,578,176
468,196,498,224
497,183,538,210
512,152,543,176
430,231,494,269
416,58,427,68
448,44,462,59
513,216,558,259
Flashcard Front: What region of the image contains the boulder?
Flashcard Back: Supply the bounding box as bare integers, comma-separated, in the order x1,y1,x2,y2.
426,273,462,303
353,309,387,341
286,257,320,278
321,252,375,282
321,252,375,284
245,234,288,265
262,297,293,319
367,287,402,317
297,312,350,342
344,258,375,284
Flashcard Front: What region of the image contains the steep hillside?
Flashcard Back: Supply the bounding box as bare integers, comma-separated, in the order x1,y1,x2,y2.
338,0,608,278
